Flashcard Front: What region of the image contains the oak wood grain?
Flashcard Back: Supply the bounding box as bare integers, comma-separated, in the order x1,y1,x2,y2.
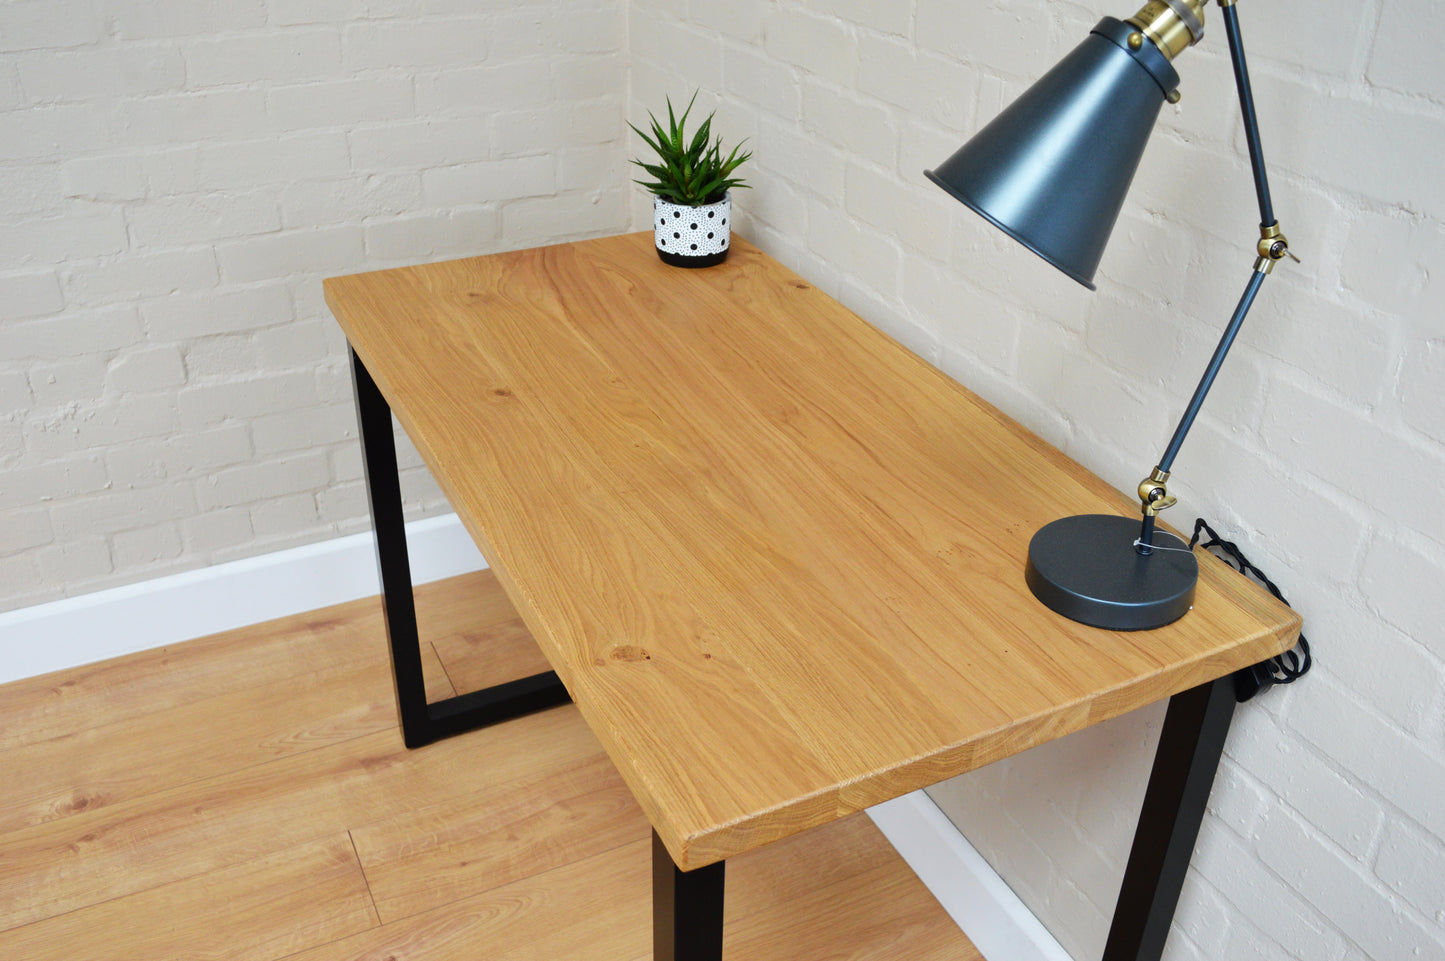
324,231,1302,869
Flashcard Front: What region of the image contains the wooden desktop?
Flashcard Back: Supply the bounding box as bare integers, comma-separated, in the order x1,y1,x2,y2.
324,232,1300,961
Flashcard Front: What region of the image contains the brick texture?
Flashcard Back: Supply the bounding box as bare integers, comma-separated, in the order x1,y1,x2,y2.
626,1,1445,959
0,0,629,610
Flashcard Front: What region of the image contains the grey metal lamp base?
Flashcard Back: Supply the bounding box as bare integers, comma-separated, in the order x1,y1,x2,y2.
1026,514,1198,631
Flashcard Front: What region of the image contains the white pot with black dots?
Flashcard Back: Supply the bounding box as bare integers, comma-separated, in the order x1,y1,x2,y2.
653,193,730,268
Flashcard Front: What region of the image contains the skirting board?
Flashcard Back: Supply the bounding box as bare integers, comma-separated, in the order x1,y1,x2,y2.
0,511,1068,961
867,792,1073,961
0,513,487,686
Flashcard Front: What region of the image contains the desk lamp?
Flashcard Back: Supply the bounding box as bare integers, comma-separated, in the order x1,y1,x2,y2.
926,0,1296,630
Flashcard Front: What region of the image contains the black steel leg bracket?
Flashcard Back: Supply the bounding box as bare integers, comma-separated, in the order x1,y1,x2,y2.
349,346,572,749
1103,676,1238,961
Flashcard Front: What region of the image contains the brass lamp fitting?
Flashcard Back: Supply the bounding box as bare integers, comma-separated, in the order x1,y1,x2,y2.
1257,222,1292,260
1138,467,1178,517
1254,222,1299,274
1127,0,1207,60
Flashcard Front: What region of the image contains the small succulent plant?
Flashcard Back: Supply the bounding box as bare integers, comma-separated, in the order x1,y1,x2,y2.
629,92,751,207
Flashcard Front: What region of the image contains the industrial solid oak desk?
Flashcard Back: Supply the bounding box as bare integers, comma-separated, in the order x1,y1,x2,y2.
324,232,1300,961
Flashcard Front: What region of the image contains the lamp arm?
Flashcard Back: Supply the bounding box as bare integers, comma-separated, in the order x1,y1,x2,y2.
1158,271,1266,474
1136,269,1267,552
1136,0,1295,554
1220,0,1275,228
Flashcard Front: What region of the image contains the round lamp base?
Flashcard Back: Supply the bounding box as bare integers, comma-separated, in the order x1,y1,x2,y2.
1025,514,1198,631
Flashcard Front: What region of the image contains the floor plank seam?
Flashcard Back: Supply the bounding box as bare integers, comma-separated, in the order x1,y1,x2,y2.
0,731,402,932
346,829,384,925
429,638,462,698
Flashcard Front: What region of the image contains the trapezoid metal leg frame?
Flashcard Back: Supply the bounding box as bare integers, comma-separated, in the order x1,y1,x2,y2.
349,346,572,749
1103,676,1237,961
653,830,726,961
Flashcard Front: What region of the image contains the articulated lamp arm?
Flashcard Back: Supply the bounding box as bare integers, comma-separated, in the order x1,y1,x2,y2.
1135,0,1297,553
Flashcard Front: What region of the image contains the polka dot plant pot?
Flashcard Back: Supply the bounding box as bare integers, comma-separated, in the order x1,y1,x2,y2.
653,193,730,268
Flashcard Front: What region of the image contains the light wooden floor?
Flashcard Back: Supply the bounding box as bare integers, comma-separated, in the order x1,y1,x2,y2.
0,570,982,960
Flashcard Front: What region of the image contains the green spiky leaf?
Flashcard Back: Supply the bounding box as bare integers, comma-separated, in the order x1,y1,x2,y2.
628,91,751,206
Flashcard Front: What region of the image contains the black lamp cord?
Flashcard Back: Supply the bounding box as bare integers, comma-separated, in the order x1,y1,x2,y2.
1189,518,1313,702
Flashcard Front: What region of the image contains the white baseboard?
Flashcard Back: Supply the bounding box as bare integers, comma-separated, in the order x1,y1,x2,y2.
0,513,487,686
868,791,1073,961
1,514,1063,961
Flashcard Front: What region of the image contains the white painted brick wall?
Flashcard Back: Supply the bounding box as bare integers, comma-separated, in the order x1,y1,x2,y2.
5,1,1442,957
628,1,1445,958
1,0,629,610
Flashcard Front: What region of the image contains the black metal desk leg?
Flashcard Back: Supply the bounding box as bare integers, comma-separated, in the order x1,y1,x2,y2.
349,347,571,749
654,830,725,961
351,346,433,748
1103,676,1237,961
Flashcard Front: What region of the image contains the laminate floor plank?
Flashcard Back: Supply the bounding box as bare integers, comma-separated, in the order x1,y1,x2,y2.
0,571,982,961
0,661,395,835
289,814,981,961
284,840,654,961
0,588,457,754
0,708,601,929
725,819,975,961
0,833,379,961
352,752,649,923
432,616,555,697
423,568,555,694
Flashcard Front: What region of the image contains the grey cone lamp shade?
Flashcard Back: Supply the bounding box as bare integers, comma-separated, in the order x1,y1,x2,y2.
924,13,1200,630
925,18,1180,289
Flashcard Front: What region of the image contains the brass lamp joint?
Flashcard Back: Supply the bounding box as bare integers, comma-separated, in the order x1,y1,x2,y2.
1138,468,1178,517
1127,0,1207,60
1254,221,1299,273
